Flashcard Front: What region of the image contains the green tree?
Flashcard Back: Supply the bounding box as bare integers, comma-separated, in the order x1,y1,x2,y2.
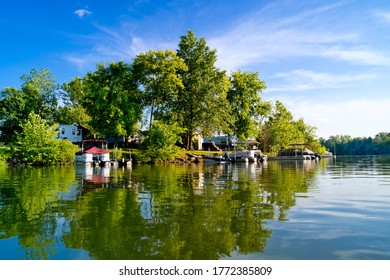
13,113,78,165
261,101,326,154
373,132,390,154
227,70,269,140
174,31,232,149
132,50,187,128
57,77,91,131
141,121,184,162
263,101,303,154
0,68,59,143
81,61,143,145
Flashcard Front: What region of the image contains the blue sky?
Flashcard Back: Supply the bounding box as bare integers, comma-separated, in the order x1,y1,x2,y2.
1,0,390,138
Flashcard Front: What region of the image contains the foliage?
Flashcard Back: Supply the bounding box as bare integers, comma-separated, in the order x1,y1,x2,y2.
61,76,84,105
0,146,9,165
55,104,91,129
174,31,232,149
0,68,59,143
13,113,78,165
80,61,143,144
262,101,302,153
57,77,92,131
321,132,390,155
111,147,123,160
258,101,326,155
227,70,269,140
54,139,80,164
132,50,187,127
141,121,184,162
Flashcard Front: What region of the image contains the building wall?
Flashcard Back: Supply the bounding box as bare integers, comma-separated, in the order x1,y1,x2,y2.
57,124,83,143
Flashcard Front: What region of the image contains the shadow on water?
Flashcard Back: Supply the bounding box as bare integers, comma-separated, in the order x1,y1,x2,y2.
0,160,327,259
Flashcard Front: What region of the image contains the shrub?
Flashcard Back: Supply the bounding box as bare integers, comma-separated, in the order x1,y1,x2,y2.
13,113,78,165
141,121,184,162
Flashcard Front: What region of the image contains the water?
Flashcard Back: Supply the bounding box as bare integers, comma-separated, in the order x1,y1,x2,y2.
1,156,390,260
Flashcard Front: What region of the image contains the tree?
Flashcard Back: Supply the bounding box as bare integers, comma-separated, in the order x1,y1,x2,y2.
263,101,303,154
57,77,91,129
19,68,59,120
227,70,269,140
132,50,187,128
174,31,232,149
0,68,59,143
373,132,390,154
13,113,78,165
80,61,143,146
141,121,184,162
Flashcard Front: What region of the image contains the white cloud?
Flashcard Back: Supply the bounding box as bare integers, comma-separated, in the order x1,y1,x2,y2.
267,69,379,92
61,20,179,72
74,9,92,18
208,2,390,71
322,46,390,66
372,10,390,22
274,97,390,138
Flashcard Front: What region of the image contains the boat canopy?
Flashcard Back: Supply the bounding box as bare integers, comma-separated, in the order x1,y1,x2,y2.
76,146,109,155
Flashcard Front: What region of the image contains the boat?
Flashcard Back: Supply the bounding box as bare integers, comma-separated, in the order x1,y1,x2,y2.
201,153,229,164
322,151,335,158
268,143,321,161
227,141,267,163
75,139,111,166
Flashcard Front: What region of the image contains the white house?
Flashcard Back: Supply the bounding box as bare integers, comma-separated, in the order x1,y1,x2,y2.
57,124,83,143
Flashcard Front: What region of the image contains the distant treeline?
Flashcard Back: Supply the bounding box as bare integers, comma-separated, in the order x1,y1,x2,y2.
320,132,390,155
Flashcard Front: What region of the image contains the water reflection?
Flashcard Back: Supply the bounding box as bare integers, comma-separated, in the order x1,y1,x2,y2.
0,160,327,260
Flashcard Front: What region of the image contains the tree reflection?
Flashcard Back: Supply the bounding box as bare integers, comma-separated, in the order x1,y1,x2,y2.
0,166,77,259
63,161,322,259
0,160,325,260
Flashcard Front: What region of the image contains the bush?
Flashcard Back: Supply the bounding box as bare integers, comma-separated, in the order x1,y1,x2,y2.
12,113,78,165
0,146,9,165
54,139,79,164
141,121,184,162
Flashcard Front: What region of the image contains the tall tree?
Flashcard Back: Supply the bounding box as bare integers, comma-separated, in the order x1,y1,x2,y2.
81,61,142,145
132,50,187,128
0,68,59,143
227,70,269,140
57,77,91,132
174,31,232,149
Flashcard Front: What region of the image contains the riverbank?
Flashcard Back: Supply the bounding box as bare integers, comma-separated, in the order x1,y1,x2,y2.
121,148,219,164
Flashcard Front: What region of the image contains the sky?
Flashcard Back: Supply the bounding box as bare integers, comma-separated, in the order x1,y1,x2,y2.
1,0,390,139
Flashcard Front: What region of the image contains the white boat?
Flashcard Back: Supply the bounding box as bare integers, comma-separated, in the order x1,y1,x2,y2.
322,151,334,158
75,139,111,166
202,154,229,164
268,143,320,161
227,141,267,163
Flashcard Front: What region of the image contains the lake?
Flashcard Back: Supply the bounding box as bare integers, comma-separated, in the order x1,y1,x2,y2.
1,155,390,260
